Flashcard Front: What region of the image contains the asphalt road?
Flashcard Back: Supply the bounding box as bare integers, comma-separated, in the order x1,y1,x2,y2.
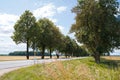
0,57,85,76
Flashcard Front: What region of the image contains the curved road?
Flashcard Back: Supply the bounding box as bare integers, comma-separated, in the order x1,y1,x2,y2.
0,57,85,76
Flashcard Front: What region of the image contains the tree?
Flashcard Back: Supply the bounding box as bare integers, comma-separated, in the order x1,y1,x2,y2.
71,39,81,57
71,0,119,63
115,15,120,49
47,26,63,59
55,34,66,55
12,10,36,59
29,22,38,55
36,18,62,59
58,36,73,58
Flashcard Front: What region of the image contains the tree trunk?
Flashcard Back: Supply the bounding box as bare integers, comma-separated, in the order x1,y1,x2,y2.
56,50,59,59
107,53,110,56
33,48,35,56
41,45,45,59
26,41,29,59
50,48,52,59
93,53,100,64
57,54,59,59
65,53,67,58
72,52,73,57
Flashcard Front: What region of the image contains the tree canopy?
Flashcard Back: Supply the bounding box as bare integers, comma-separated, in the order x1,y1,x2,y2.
36,18,63,59
11,10,36,59
71,0,120,63
11,9,92,60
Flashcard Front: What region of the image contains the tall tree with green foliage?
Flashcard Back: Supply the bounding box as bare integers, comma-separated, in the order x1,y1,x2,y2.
71,0,119,63
12,10,36,59
29,22,38,54
59,36,73,58
47,26,63,59
115,15,120,49
36,18,62,59
55,34,66,54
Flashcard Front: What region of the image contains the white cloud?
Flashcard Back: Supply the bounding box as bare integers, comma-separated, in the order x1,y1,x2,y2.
33,3,56,18
0,13,19,25
0,40,26,54
57,6,67,13
0,13,20,54
0,3,67,54
33,3,67,23
0,13,19,37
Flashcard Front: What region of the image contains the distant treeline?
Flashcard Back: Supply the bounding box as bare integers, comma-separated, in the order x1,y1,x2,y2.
8,50,89,57
9,51,50,56
0,54,8,56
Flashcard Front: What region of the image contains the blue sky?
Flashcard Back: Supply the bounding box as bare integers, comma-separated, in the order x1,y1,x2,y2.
0,0,119,55
0,0,77,54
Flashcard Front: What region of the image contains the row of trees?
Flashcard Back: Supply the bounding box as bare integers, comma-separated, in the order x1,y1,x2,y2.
58,36,89,58
12,10,63,59
12,10,88,59
9,51,49,56
11,0,120,63
71,0,120,63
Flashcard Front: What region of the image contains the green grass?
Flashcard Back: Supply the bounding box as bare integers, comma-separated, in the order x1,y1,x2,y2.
0,57,120,80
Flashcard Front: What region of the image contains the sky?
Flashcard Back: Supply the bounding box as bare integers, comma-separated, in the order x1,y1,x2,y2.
0,0,119,55
0,0,77,54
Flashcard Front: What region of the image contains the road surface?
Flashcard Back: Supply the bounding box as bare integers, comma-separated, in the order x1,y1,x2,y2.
0,57,85,76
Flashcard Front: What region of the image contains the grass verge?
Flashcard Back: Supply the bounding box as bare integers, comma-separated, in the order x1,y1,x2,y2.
0,57,120,80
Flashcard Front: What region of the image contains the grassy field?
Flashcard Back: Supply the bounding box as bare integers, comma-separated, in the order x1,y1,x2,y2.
0,56,120,80
102,56,120,60
0,56,38,61
0,56,64,61
0,56,119,61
